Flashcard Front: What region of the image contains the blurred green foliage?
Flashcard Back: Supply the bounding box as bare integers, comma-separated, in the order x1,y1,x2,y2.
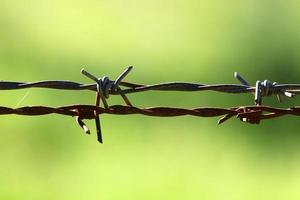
1,0,300,199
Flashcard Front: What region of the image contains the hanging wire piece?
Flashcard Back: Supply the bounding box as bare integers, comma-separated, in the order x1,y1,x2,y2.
0,66,299,143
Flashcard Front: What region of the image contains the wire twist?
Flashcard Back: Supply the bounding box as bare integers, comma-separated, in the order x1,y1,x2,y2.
234,72,295,105
79,67,133,143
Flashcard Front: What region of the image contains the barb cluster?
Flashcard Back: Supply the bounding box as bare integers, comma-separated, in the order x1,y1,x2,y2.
1,66,299,143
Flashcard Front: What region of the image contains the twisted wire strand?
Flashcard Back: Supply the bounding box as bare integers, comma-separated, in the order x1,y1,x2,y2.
1,67,300,97
3,80,300,94
1,104,300,119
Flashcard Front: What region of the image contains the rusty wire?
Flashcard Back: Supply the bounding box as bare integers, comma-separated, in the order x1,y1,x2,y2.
1,104,300,142
1,66,300,143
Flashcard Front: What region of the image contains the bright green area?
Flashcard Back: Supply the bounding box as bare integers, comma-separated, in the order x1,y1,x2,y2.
1,0,300,199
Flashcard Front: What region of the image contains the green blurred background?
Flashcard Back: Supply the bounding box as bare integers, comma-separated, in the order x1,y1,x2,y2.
1,0,300,199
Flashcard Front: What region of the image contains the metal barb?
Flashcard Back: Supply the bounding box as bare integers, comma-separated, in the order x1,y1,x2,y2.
81,68,109,108
113,66,133,90
81,68,109,143
112,66,133,106
76,116,90,134
95,115,103,143
234,72,250,86
255,81,262,105
94,89,103,143
81,68,98,82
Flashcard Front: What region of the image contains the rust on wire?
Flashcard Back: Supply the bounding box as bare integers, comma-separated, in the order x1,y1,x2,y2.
0,104,300,126
0,66,299,143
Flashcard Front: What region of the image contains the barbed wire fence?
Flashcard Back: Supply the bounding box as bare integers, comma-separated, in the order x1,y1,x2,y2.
1,66,300,143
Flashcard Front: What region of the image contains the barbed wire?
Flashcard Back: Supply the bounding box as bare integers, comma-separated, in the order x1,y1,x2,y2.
2,67,300,101
1,66,300,143
1,104,300,143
